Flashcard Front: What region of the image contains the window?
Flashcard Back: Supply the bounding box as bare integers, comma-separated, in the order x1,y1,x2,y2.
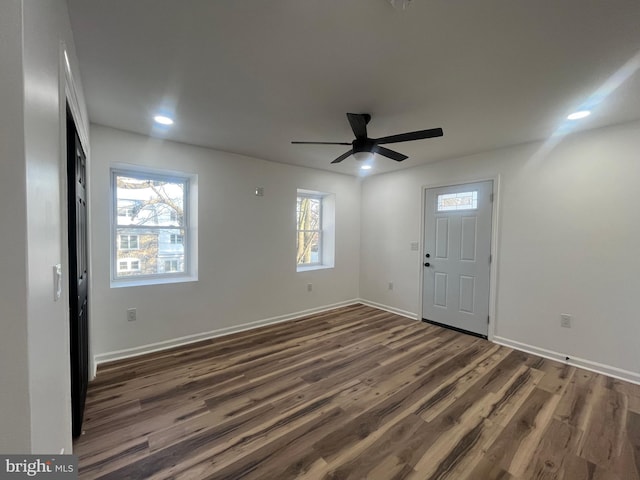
119,234,139,250
118,205,135,217
164,260,179,272
437,191,478,212
297,195,322,266
117,258,141,273
170,234,184,244
296,189,335,271
112,167,198,286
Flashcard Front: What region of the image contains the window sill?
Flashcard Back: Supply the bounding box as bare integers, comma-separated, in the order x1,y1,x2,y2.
111,274,198,289
296,264,334,273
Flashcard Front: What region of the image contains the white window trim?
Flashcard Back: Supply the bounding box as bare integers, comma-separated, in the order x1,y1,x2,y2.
110,165,198,288
296,189,335,272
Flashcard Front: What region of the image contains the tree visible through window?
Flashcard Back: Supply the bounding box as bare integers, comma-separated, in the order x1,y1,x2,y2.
296,195,322,265
112,170,188,280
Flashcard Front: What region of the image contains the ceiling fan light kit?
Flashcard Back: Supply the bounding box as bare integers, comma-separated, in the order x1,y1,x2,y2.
292,113,443,165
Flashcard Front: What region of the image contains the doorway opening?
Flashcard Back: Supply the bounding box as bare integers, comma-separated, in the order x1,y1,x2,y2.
67,104,89,437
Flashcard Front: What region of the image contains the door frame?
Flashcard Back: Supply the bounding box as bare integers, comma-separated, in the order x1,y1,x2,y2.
418,175,501,341
59,41,93,380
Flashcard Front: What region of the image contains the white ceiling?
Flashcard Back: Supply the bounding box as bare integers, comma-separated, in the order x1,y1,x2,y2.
67,0,640,176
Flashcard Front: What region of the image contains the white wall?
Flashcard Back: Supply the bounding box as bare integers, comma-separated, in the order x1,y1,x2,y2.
361,121,640,380
0,0,89,454
0,0,31,454
89,125,360,357
22,0,91,454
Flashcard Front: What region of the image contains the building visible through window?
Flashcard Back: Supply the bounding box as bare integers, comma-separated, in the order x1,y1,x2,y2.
112,169,189,281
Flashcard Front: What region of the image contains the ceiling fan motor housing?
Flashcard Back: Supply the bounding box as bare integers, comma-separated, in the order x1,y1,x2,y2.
353,138,376,155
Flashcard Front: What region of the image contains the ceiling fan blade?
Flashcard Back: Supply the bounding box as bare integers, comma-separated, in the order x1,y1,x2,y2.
376,127,443,145
292,141,351,145
373,146,408,162
346,113,370,139
331,150,354,164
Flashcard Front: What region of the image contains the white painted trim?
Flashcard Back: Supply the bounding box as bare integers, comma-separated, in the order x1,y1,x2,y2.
494,336,640,386
93,299,640,386
418,175,501,341
94,299,360,367
61,40,95,382
357,298,419,320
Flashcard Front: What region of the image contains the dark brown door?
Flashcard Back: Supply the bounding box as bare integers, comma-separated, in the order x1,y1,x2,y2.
67,105,89,438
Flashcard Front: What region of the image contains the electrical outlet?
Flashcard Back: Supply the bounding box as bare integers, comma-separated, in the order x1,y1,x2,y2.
410,241,419,251
307,283,313,292
388,282,394,290
560,314,571,328
127,308,137,322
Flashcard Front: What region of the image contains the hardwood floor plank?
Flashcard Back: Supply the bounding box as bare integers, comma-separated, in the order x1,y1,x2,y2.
520,418,583,479
578,378,628,470
482,387,560,476
461,457,516,480
483,366,545,427
535,360,575,395
321,413,427,479
312,340,490,463
75,304,640,480
563,455,622,480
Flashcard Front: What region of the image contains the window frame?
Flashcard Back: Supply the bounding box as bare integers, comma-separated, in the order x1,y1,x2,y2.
110,167,197,287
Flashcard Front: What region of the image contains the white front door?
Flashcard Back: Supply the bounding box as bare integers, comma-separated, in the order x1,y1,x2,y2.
422,181,493,337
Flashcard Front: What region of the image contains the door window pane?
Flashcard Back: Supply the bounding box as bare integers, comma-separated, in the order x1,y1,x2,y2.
437,191,478,211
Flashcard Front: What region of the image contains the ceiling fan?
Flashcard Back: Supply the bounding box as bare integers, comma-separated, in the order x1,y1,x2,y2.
292,113,443,164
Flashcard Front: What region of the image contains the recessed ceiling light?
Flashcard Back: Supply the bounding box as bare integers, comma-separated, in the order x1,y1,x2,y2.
154,115,174,125
567,110,591,120
360,165,372,170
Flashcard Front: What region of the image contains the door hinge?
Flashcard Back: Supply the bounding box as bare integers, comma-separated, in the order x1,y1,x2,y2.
487,315,490,324
489,254,492,264
490,193,494,202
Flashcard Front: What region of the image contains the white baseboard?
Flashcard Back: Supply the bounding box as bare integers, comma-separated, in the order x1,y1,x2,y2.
94,299,360,368
357,298,419,321
494,336,640,386
93,299,639,387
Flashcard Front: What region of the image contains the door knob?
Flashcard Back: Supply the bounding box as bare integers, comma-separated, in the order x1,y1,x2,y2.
424,262,430,267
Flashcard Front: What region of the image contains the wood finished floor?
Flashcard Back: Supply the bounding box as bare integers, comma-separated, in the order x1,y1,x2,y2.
75,304,640,479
